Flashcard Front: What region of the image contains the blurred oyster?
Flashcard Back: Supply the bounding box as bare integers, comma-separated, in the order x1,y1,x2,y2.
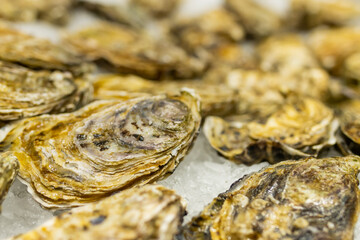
0,61,92,121
204,98,338,164
0,26,92,77
9,185,186,240
309,27,360,77
226,69,329,118
130,0,181,18
288,0,360,29
76,1,144,28
337,100,360,155
0,0,73,25
0,91,201,208
225,0,282,37
184,155,360,239
0,152,19,213
94,74,237,116
64,22,204,80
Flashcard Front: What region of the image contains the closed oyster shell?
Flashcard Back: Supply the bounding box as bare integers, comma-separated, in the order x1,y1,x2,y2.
0,91,201,208
0,152,19,213
64,22,205,80
184,156,360,240
9,185,186,240
130,0,181,18
0,61,92,121
94,74,237,117
0,26,93,77
288,0,360,29
225,0,282,37
204,98,338,165
0,0,73,25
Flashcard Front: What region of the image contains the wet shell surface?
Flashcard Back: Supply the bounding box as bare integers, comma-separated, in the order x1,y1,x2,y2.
0,25,92,77
130,0,182,18
0,61,92,121
184,155,360,240
0,91,201,208
64,22,205,80
0,0,73,25
93,74,238,117
0,152,19,213
204,98,338,165
9,185,186,240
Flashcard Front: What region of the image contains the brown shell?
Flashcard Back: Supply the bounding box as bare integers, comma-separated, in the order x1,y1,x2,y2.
225,0,282,37
0,26,93,77
64,22,205,80
130,0,182,18
0,152,19,213
288,0,360,29
0,91,201,208
9,185,186,240
93,74,238,117
184,156,360,240
0,61,93,121
0,0,73,25
204,98,338,165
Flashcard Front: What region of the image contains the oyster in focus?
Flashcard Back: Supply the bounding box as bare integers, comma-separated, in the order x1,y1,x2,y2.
9,185,186,240
0,26,92,77
226,69,329,118
64,22,204,80
0,0,73,25
288,0,360,29
184,156,360,240
0,61,92,121
94,74,238,116
0,152,19,213
225,0,282,37
0,91,201,208
309,27,360,79
204,98,338,165
130,0,181,18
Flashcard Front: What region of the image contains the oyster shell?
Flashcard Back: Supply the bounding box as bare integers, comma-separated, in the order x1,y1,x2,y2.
0,61,92,121
225,0,282,37
204,98,338,164
309,27,360,78
130,0,181,18
64,22,205,80
0,91,201,208
0,26,92,77
0,152,19,213
9,185,186,240
184,155,360,240
0,0,73,25
288,0,360,29
94,74,237,117
226,69,329,118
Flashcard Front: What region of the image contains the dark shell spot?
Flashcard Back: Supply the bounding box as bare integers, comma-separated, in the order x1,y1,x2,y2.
90,215,107,225
80,143,88,148
121,130,130,136
93,134,102,138
93,140,108,147
131,122,140,129
83,226,88,231
133,134,144,141
100,147,109,151
77,134,87,140
220,145,230,152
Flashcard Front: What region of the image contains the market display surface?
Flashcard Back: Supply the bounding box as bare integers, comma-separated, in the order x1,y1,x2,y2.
0,0,360,239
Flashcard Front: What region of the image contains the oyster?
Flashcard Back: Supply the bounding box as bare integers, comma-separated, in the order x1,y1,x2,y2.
0,91,201,208
64,22,204,80
184,155,360,240
0,152,19,212
130,0,181,18
288,0,360,29
0,0,73,25
94,74,237,116
226,69,329,118
0,26,92,77
0,61,92,121
9,185,186,240
204,98,338,164
309,27,360,78
225,0,282,37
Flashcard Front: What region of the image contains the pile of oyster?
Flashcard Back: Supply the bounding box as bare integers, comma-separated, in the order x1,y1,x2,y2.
0,0,360,239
